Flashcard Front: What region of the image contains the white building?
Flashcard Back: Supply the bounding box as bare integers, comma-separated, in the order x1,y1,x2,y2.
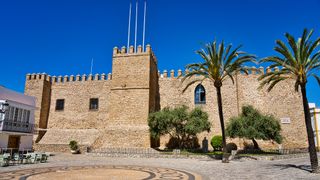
0,86,35,152
310,103,320,150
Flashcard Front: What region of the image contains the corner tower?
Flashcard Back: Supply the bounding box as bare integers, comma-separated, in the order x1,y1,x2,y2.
24,73,51,142
108,44,159,148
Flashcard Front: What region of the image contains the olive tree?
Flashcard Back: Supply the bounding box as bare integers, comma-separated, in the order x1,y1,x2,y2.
226,105,283,150
148,106,210,149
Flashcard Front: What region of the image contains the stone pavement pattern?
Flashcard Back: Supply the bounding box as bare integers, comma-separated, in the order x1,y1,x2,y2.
1,153,320,180
1,165,198,180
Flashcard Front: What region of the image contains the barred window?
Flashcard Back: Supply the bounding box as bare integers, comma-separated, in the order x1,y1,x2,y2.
55,99,65,111
89,98,99,110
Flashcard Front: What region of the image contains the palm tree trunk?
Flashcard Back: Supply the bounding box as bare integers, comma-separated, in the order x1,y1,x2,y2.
216,86,228,163
301,84,319,173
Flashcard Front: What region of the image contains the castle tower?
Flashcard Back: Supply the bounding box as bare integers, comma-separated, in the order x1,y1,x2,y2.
25,73,51,141
107,44,159,148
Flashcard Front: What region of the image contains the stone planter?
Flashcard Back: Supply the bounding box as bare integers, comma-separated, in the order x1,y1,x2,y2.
71,149,80,154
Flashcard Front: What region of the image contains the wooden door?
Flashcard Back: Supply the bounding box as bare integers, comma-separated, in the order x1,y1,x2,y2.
7,135,20,149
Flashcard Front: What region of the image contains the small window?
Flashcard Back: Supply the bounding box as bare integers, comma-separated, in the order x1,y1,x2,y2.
55,99,65,111
89,98,99,110
195,84,206,104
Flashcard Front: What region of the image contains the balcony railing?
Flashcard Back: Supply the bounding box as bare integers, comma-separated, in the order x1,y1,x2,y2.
0,120,34,133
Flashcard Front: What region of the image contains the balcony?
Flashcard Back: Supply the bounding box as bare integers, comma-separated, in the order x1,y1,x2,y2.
0,120,34,134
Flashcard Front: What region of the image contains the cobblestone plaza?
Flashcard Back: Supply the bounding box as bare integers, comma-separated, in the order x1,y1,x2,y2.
1,153,320,180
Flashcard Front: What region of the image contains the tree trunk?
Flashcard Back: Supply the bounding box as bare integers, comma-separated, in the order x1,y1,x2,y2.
251,138,260,150
216,86,229,163
301,84,319,173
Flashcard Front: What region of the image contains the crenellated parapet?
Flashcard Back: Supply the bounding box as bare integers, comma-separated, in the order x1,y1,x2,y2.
113,44,152,55
158,66,282,78
26,72,112,84
112,44,157,63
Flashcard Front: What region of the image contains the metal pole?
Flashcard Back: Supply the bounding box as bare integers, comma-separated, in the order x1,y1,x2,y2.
90,58,93,75
142,0,147,51
127,2,132,51
134,0,138,52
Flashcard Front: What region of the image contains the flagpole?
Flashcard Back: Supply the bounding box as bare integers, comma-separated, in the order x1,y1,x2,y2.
127,2,132,52
90,58,93,75
134,0,138,52
142,0,147,51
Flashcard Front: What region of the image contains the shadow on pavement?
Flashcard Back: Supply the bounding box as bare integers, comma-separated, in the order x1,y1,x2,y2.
272,164,312,173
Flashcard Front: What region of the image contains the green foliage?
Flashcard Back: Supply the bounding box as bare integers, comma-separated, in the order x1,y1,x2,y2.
226,143,238,153
258,29,320,91
181,40,257,90
148,106,210,149
69,140,79,151
226,105,283,148
180,40,256,157
258,29,320,172
210,135,222,151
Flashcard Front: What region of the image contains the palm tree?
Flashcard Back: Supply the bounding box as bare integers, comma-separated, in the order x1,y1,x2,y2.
181,40,256,162
259,29,320,173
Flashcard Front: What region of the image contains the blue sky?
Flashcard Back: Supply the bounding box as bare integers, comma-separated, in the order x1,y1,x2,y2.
0,0,319,105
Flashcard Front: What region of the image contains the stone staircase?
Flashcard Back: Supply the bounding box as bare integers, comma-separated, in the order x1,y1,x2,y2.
34,127,153,154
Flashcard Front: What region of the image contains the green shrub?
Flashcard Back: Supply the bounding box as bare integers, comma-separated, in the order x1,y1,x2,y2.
148,106,210,149
69,140,79,151
226,142,237,153
211,135,222,151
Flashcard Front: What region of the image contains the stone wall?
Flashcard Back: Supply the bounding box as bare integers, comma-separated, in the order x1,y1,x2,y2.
48,78,111,129
25,45,158,150
158,68,307,149
34,144,89,153
237,72,306,149
25,45,307,151
25,74,51,130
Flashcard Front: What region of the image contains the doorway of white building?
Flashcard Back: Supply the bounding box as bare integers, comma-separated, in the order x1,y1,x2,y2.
7,135,20,149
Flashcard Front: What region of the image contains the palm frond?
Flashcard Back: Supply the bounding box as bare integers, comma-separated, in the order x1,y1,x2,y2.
259,29,320,91
184,40,255,90
181,77,206,93
312,74,320,86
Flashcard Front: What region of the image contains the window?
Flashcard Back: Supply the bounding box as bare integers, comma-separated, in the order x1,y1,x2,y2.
25,110,30,123
14,108,19,121
3,107,10,120
18,108,22,122
55,99,65,111
8,107,14,121
195,84,206,104
2,106,31,123
22,110,27,122
22,109,30,123
89,98,99,110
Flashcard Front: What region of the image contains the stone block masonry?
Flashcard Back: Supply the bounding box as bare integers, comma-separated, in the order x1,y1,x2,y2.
25,45,307,152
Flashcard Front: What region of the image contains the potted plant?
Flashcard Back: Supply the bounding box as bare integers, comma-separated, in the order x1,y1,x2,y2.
69,140,79,154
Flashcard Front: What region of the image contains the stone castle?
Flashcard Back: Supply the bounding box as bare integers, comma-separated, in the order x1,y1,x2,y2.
24,45,307,152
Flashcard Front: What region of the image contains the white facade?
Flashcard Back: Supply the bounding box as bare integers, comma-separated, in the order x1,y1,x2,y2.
0,86,35,151
310,103,320,150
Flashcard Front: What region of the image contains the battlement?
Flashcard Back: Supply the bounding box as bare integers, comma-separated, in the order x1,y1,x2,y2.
26,73,112,83
113,44,155,59
113,44,152,55
158,66,280,78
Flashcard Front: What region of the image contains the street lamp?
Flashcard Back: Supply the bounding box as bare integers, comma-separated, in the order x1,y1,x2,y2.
0,102,9,114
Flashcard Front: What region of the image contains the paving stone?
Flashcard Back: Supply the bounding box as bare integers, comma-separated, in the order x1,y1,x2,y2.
1,153,320,180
